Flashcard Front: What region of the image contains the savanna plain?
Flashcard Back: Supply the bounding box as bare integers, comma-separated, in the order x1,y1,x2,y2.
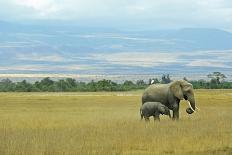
0,90,231,155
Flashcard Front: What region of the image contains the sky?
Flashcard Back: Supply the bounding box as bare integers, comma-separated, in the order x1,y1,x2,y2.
1,0,232,29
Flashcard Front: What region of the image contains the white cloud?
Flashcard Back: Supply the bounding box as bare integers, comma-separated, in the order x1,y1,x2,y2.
14,0,61,17
0,0,232,29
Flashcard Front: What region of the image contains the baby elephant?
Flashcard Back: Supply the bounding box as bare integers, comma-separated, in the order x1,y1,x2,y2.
140,102,171,121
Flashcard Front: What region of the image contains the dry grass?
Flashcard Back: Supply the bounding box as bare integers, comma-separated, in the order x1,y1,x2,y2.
0,90,231,155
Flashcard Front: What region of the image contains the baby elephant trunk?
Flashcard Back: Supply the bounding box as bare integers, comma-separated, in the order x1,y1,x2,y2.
161,106,171,118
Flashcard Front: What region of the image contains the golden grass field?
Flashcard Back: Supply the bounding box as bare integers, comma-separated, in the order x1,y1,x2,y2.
0,90,231,155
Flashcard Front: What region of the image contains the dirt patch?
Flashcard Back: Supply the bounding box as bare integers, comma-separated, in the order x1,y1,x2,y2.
189,147,232,155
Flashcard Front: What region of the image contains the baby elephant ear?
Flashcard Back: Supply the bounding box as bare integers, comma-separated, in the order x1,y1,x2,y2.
170,81,184,100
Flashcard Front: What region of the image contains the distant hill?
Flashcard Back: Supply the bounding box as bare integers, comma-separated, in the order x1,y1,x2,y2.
1,22,232,53
169,28,232,50
0,21,231,75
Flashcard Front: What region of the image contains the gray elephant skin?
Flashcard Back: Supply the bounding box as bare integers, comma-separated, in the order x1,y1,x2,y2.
140,102,171,121
142,80,197,120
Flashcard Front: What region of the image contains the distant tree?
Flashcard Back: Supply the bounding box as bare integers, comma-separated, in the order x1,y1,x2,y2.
135,80,147,89
15,80,34,92
41,77,54,86
1,78,12,84
1,73,232,92
123,80,134,86
183,77,189,82
136,80,145,85
96,79,117,91
121,80,136,91
189,79,207,89
87,80,97,91
34,77,55,91
75,81,88,91
65,78,77,89
161,74,171,84
0,78,15,91
55,79,68,92
207,72,226,84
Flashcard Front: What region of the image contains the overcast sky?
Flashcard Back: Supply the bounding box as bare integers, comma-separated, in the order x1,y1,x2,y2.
0,0,232,29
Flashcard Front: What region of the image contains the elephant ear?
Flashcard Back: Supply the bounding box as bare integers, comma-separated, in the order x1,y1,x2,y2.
170,81,184,100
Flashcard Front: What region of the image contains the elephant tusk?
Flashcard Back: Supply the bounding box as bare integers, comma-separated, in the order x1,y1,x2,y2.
187,101,195,112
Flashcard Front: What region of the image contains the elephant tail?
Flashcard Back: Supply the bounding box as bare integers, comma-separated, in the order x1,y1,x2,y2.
142,94,146,104
140,108,143,120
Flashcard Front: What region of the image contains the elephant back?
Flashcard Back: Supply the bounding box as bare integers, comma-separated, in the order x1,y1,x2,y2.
142,84,169,105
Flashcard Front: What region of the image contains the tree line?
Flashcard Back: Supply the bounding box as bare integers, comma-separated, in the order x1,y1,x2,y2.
0,72,231,92
0,78,147,92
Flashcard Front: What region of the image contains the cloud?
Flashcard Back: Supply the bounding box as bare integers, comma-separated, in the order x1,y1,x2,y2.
14,0,61,17
0,0,232,29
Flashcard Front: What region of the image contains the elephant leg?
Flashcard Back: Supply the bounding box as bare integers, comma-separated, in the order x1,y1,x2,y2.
153,116,160,121
172,103,179,120
140,112,144,120
173,110,179,120
153,112,160,121
144,117,150,122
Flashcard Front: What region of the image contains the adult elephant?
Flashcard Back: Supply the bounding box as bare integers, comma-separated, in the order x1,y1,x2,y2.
142,80,198,120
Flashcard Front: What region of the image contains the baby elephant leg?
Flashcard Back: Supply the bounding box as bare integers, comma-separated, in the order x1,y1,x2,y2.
144,116,150,122
140,113,143,120
153,112,160,121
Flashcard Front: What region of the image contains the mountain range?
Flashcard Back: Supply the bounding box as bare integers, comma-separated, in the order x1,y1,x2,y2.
0,21,231,80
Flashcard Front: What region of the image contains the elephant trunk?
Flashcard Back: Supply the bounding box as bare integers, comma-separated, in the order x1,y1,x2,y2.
186,94,196,114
